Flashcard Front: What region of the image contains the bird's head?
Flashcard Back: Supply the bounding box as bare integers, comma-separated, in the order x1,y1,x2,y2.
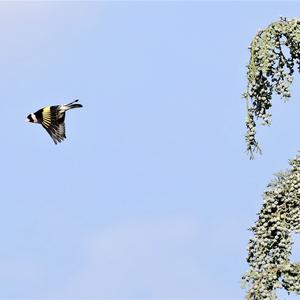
25,113,37,123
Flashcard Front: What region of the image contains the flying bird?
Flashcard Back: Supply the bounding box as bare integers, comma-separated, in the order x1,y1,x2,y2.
26,99,83,144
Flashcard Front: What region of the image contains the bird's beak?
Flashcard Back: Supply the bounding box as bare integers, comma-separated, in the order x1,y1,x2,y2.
25,118,30,122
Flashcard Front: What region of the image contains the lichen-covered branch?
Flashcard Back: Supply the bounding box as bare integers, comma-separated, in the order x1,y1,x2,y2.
244,17,300,159
243,154,300,299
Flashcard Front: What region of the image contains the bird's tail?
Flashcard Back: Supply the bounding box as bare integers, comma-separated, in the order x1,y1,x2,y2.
65,99,83,109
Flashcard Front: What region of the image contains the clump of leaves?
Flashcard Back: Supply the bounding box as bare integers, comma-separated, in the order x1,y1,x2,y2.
243,154,300,299
244,17,300,159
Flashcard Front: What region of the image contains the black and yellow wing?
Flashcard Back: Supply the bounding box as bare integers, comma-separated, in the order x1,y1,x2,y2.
41,106,66,144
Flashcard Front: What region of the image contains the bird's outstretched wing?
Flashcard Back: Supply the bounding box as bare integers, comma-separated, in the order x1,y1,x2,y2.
41,106,66,144
43,122,66,144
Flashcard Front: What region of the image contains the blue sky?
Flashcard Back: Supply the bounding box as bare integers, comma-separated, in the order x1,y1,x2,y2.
2,1,300,299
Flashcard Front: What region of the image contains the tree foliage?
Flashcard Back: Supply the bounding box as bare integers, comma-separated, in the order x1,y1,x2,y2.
244,17,300,159
243,17,300,299
243,155,300,299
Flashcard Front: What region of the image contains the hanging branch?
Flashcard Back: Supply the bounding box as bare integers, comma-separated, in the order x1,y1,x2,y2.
244,17,300,159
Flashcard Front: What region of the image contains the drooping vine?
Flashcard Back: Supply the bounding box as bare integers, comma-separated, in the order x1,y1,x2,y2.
244,17,300,159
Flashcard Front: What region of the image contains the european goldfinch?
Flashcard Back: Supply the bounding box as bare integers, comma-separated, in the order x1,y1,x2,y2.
26,99,83,144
